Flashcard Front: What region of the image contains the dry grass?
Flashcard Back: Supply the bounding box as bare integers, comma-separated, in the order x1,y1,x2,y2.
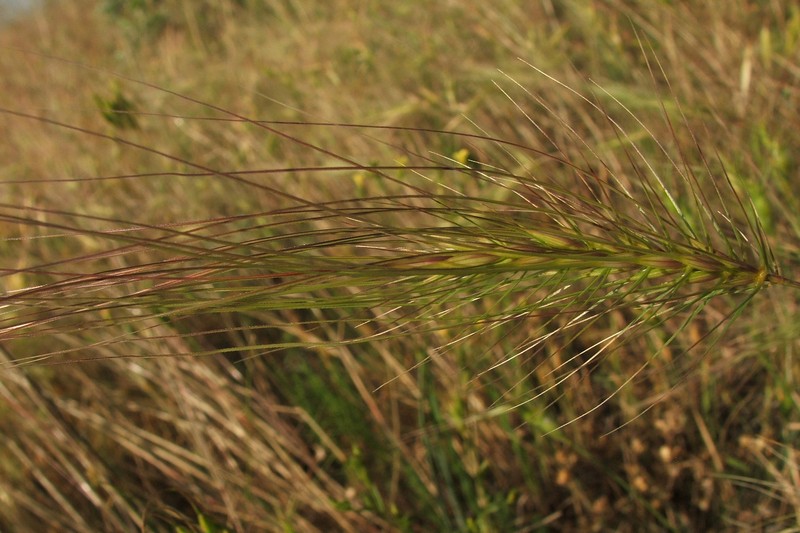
1,1,799,531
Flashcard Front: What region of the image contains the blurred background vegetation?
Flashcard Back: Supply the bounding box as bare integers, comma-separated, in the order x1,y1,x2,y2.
0,0,799,531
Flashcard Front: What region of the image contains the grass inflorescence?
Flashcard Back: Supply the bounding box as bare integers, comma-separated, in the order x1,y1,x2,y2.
1,1,799,531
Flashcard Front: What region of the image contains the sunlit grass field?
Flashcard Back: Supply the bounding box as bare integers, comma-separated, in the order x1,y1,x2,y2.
1,1,799,531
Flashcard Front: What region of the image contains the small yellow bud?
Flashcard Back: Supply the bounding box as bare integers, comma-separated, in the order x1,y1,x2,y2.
452,148,470,166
